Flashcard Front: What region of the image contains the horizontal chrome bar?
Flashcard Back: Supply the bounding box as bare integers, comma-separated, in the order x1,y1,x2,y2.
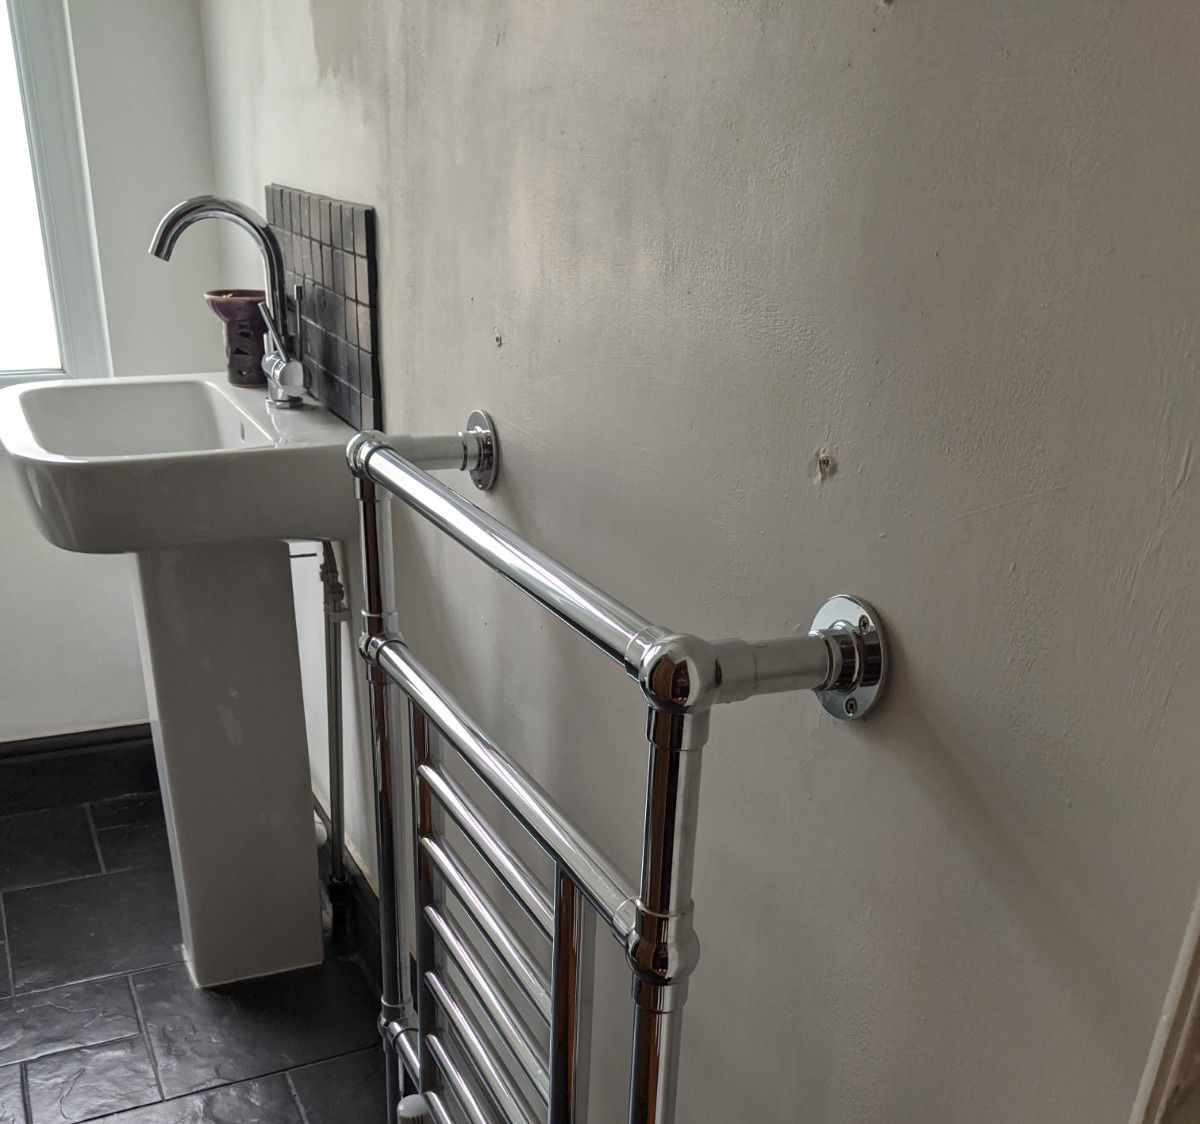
377,638,638,940
427,905,550,1103
428,972,540,1124
351,434,890,720
429,1034,499,1124
352,438,666,670
421,835,553,1024
421,764,554,940
397,1023,420,1081
426,1091,456,1124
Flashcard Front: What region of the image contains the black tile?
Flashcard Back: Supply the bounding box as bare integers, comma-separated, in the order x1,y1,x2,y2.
0,745,157,818
97,822,170,873
357,304,373,353
0,941,10,1000
97,1073,303,1123
88,794,163,832
329,205,342,251
340,204,354,249
135,960,376,1098
0,807,100,893
26,1037,159,1122
288,1047,385,1124
329,250,344,294
319,199,332,244
6,865,182,993
344,299,358,347
0,1063,23,1124
351,207,367,255
321,246,334,287
354,256,370,303
0,976,139,1067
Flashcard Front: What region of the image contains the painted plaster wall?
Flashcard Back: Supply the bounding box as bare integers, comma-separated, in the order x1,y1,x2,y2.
199,2,1200,1119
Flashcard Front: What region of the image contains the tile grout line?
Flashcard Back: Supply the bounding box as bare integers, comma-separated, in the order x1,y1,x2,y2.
127,974,165,1104
0,897,15,999
82,803,106,875
12,958,186,1002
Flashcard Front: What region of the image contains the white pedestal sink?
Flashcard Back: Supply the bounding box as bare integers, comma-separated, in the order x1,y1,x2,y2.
0,374,358,986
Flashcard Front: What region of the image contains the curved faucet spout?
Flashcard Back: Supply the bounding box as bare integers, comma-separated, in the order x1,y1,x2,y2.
149,195,288,333
150,195,304,408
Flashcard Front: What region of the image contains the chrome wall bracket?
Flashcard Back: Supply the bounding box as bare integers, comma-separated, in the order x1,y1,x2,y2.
810,595,888,721
464,410,498,492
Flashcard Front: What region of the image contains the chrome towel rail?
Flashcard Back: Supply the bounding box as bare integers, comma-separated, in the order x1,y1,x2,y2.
349,417,890,1124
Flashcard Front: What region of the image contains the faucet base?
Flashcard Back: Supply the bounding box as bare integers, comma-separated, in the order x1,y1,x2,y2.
267,395,305,410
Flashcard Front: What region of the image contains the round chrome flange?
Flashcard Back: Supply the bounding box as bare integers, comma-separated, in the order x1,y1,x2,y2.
465,409,499,491
810,594,888,721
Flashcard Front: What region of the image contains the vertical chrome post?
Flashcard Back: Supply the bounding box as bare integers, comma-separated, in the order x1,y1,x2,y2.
410,701,441,1094
356,474,405,1116
626,709,707,1124
549,868,596,1124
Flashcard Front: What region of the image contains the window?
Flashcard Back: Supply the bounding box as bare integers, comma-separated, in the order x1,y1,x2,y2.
0,0,60,373
1,0,109,384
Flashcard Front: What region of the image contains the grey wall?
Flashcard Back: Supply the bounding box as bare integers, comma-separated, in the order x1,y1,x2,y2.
200,2,1200,1119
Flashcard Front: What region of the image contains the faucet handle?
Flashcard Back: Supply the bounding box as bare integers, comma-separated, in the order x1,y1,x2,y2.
257,300,288,357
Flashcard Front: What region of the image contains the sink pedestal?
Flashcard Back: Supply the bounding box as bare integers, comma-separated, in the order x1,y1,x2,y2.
130,540,324,986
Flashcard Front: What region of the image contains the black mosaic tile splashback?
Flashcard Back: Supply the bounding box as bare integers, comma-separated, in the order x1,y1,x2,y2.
265,184,380,430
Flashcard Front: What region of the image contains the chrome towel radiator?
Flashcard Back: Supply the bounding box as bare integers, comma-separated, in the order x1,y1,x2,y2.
348,416,889,1124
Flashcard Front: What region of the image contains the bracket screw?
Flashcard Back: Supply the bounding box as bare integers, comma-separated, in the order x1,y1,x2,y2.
858,615,870,632
844,697,858,716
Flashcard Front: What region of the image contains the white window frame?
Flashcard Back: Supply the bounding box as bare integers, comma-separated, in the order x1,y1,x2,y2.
2,0,110,387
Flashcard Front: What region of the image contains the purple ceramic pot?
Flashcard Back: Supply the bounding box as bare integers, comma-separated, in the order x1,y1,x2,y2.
204,289,268,387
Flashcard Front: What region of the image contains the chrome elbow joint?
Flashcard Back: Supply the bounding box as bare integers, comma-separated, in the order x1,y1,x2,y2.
636,633,721,713
624,902,701,1008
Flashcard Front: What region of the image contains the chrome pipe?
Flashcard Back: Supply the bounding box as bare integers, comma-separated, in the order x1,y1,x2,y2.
356,474,405,1115
425,1092,458,1124
428,973,539,1124
370,637,638,940
626,709,708,1124
420,764,554,939
549,869,595,1124
352,439,666,671
428,1035,501,1124
421,835,552,1024
413,702,442,1095
425,906,550,1103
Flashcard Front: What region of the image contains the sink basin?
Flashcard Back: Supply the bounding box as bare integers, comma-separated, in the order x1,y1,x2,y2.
0,373,360,987
0,373,357,552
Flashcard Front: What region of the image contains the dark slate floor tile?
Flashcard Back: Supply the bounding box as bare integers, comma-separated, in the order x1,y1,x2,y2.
0,808,100,892
0,745,157,819
6,865,182,993
97,822,170,873
0,943,11,1002
93,1073,302,1123
288,1047,386,1124
0,1064,23,1124
88,795,164,832
26,1036,160,1122
0,976,139,1067
135,960,377,1098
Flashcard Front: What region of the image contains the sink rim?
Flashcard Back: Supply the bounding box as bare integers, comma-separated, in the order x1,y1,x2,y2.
0,372,351,466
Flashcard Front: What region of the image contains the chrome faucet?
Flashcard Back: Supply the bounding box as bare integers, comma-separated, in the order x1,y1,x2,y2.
149,195,305,409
